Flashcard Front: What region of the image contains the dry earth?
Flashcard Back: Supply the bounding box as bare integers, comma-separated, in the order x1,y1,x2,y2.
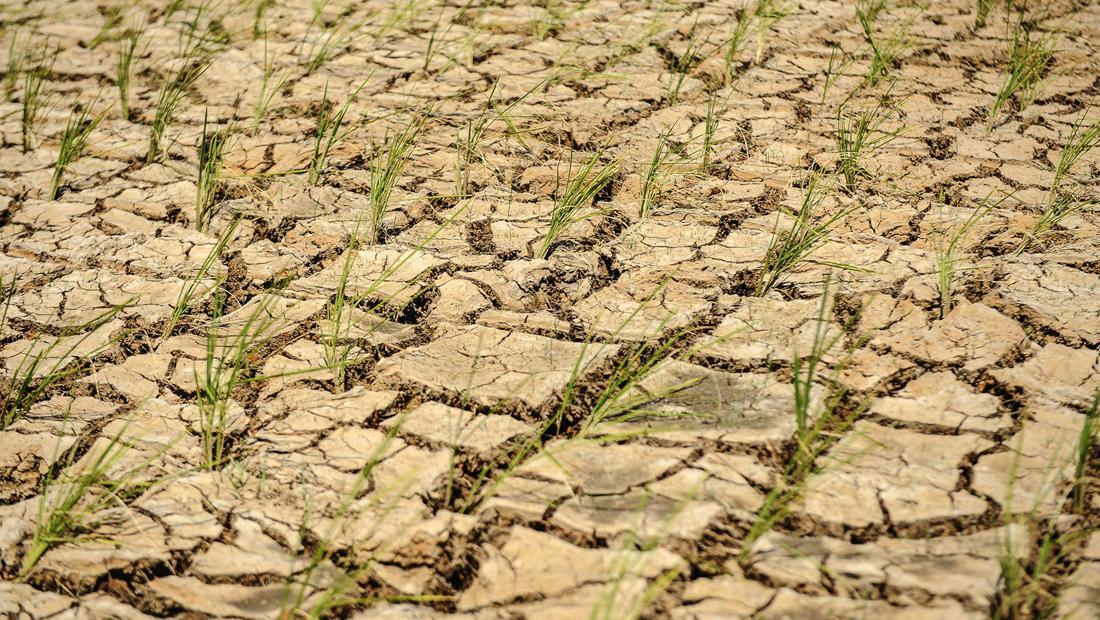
1,0,1099,618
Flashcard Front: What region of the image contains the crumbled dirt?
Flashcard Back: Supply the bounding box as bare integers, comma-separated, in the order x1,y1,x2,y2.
1,0,1099,618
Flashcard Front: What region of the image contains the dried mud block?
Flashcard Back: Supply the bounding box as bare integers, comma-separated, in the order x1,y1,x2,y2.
991,344,1100,408
7,270,182,326
1059,532,1100,620
610,220,719,271
190,517,308,579
1,319,122,381
0,582,74,617
147,577,289,620
799,421,991,529
601,359,800,445
0,432,77,502
670,575,776,619
696,297,839,366
989,262,1100,345
30,510,171,583
870,371,1010,433
477,309,572,337
255,387,400,452
133,477,224,550
377,324,617,409
431,277,492,322
382,401,532,452
82,352,173,402
292,247,445,307
874,301,1027,371
457,526,685,610
748,525,1027,610
573,271,713,341
971,403,1085,514
755,589,981,620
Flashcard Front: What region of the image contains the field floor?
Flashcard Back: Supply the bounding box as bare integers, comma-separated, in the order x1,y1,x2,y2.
1,0,1100,617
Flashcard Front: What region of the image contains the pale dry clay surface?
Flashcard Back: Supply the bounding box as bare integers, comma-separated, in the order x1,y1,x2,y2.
0,0,1099,618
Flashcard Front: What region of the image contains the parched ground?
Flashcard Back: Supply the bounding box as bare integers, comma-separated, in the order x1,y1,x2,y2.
1,0,1099,618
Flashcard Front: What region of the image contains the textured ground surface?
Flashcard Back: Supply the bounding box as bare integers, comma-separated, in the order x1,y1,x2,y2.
1,0,1099,618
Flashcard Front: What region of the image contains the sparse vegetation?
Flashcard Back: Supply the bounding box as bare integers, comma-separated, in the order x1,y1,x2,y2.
195,110,233,231
147,57,210,163
723,0,790,82
252,36,289,128
754,174,853,297
21,45,56,153
934,194,1002,318
115,27,144,120
49,100,103,200
2,302,129,431
368,113,427,243
640,130,675,218
538,151,620,258
854,0,910,87
20,425,150,577
161,218,240,343
667,23,711,105
740,282,859,562
834,96,905,191
1020,110,1100,251
987,13,1055,130
308,81,364,186
195,287,281,469
1072,391,1099,514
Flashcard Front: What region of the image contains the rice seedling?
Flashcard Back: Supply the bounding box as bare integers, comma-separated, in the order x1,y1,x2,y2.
176,0,229,59
975,0,1000,29
160,218,240,343
739,282,858,563
753,175,853,297
987,14,1055,130
667,22,712,105
701,91,722,171
252,35,289,128
195,110,234,231
48,99,104,201
723,0,790,82
368,113,427,243
322,217,363,391
1072,391,1099,514
934,194,1002,318
422,0,475,73
4,29,31,96
2,302,130,431
308,81,365,186
19,425,150,578
454,81,530,199
530,0,579,41
538,150,620,259
195,286,281,470
639,129,675,218
302,12,366,75
21,45,56,153
252,0,273,38
834,96,904,191
820,46,856,107
590,494,688,620
1020,111,1100,250
280,420,445,616
854,0,910,87
147,57,210,163
115,27,144,120
87,6,124,50
322,210,466,392
993,487,1094,618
